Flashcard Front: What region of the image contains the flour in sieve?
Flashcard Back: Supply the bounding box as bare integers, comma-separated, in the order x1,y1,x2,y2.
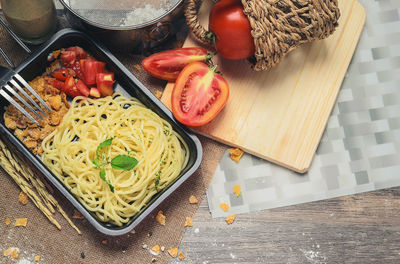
121,3,169,26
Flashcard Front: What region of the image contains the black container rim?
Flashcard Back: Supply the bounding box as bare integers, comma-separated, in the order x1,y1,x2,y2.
4,28,203,236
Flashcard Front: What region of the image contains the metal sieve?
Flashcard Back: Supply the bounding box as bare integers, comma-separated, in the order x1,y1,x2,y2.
59,0,184,52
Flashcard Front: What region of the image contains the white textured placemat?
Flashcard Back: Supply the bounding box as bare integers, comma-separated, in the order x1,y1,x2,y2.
207,0,400,218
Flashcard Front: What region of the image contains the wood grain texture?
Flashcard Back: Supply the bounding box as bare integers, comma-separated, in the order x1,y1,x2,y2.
161,0,366,173
174,188,400,264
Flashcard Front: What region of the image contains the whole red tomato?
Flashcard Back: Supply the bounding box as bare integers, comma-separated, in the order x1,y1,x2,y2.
209,0,255,60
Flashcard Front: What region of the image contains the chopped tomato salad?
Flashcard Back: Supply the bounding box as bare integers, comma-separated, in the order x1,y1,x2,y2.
46,46,115,98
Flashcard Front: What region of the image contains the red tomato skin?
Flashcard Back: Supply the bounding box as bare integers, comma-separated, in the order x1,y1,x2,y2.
51,67,69,81
60,50,76,66
171,62,229,127
66,46,87,60
96,73,115,96
75,80,90,97
142,47,209,81
62,76,82,97
83,60,105,85
44,77,64,90
209,0,254,60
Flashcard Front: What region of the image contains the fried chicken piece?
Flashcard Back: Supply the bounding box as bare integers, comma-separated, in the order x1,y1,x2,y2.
28,128,41,140
4,114,17,130
40,125,55,140
24,139,37,150
14,128,28,141
49,111,62,126
48,95,62,111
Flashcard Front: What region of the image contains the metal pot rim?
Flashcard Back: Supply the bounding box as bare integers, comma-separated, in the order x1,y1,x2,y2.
58,0,184,30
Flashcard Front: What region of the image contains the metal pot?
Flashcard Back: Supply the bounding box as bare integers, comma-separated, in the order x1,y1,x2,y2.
58,0,184,53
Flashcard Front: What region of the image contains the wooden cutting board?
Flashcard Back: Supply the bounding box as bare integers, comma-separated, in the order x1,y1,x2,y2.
161,0,366,173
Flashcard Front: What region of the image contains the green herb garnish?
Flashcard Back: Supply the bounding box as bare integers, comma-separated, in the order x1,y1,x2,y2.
92,137,138,193
111,155,138,171
154,170,162,190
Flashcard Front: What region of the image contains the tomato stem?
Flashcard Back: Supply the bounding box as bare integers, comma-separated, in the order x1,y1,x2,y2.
203,31,217,47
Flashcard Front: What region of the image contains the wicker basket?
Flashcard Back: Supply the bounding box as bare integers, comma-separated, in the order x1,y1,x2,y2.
184,0,341,71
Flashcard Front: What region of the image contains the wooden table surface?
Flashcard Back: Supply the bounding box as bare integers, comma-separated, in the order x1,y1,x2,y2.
174,187,400,263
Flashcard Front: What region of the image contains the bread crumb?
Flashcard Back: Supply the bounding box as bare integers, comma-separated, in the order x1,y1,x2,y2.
130,229,136,234
3,248,13,257
151,257,157,262
72,209,84,219
228,148,244,163
160,246,165,252
168,248,178,258
151,245,160,255
15,218,27,227
184,217,193,227
19,191,29,205
4,248,19,259
5,217,11,226
134,64,142,72
219,203,229,212
35,255,41,262
189,195,198,204
155,90,163,100
52,50,61,59
178,251,185,260
225,214,236,225
156,210,166,226
11,248,18,259
233,185,241,197
142,243,148,249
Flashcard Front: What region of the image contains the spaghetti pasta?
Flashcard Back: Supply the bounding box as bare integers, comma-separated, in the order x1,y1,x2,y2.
41,93,189,226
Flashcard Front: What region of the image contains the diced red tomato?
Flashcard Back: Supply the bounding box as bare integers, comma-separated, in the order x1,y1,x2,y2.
96,73,115,96
89,87,101,98
83,60,106,85
51,67,69,81
44,76,64,90
60,50,76,66
66,46,87,60
71,60,84,80
62,76,82,97
76,79,90,97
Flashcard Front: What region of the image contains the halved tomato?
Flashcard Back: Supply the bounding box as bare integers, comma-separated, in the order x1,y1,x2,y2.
142,47,211,81
171,62,229,127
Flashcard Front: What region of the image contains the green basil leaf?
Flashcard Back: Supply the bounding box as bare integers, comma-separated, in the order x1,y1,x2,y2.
96,137,114,155
100,168,106,181
107,180,115,193
99,168,114,192
92,158,101,168
111,155,138,171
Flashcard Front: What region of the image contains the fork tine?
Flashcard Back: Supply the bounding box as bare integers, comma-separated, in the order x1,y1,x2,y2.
14,74,52,113
3,84,44,120
0,89,39,125
9,79,48,117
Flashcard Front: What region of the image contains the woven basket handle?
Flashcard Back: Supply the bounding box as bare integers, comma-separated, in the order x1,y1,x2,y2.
184,0,214,48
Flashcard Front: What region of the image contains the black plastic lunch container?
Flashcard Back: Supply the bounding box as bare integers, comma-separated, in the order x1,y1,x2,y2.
0,28,202,236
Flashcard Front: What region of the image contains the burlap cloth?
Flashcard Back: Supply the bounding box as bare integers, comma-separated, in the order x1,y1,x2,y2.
0,14,226,264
